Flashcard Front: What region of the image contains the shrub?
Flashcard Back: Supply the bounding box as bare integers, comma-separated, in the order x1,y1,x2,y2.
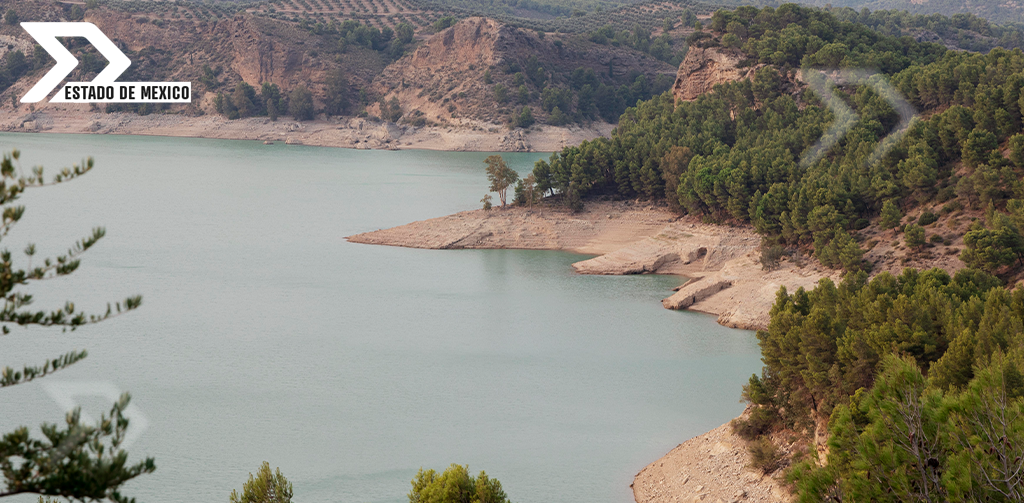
905,224,925,249
748,437,782,474
918,210,938,226
731,406,778,440
759,244,785,271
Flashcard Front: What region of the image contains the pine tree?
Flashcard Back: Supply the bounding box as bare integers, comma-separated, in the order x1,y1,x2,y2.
880,199,903,233
230,462,292,503
0,150,152,502
905,224,925,249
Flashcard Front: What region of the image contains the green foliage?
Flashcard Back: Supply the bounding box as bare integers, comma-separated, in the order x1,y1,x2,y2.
484,155,519,207
229,462,292,503
493,84,508,105
527,5,1024,265
1010,133,1024,168
261,83,283,122
380,97,403,122
754,268,1004,433
0,150,150,502
481,194,492,211
396,23,415,44
3,9,17,26
963,127,999,168
289,85,315,121
513,173,540,207
794,352,1024,501
408,464,508,503
905,223,925,248
748,437,783,475
961,221,1024,273
324,69,351,117
880,199,903,230
918,209,938,226
232,82,259,119
512,107,534,128
546,106,569,126
432,15,458,32
731,405,779,440
0,395,156,503
760,244,785,272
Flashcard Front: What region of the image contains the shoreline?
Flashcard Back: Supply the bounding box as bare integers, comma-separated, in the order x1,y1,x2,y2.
632,408,792,503
348,200,837,331
349,200,816,503
0,108,614,153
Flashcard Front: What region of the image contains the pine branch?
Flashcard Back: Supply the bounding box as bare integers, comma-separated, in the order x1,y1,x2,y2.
0,350,88,388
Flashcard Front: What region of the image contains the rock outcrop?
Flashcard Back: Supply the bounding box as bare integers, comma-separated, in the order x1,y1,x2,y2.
373,17,676,125
672,46,758,102
498,129,531,152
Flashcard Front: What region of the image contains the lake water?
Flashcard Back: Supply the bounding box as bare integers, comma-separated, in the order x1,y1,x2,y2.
0,133,761,503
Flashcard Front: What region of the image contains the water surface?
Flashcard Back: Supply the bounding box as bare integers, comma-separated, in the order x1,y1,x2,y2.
0,133,761,503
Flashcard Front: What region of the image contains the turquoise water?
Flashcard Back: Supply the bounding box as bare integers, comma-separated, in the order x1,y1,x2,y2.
0,133,761,503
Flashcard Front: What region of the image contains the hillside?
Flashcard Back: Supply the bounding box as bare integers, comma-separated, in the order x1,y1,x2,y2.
371,17,677,125
0,0,686,131
801,0,1024,25
505,3,1024,501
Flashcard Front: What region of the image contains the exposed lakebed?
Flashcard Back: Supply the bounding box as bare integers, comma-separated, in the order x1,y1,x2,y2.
0,133,760,503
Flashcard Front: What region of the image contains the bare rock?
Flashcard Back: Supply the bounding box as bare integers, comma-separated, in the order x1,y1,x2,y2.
672,46,759,102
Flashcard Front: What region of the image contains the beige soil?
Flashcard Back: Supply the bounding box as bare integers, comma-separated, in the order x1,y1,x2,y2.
348,200,837,331
0,106,613,153
632,410,793,503
349,200,852,503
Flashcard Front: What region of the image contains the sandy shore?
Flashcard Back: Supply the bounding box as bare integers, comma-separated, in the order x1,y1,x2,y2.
632,408,792,503
0,107,613,152
348,200,834,331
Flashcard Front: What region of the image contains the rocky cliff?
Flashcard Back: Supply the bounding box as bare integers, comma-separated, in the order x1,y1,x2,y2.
672,46,757,102
373,17,677,125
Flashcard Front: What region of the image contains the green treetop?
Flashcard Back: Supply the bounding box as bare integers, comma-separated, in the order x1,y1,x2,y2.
409,464,508,503
484,155,519,207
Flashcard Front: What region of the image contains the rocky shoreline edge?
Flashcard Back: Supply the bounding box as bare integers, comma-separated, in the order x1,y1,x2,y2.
0,108,614,153
347,200,829,503
347,200,836,332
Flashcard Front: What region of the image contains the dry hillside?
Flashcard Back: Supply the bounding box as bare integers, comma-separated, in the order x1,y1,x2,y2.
372,16,677,124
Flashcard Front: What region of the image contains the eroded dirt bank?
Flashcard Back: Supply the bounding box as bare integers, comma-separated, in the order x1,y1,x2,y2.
0,108,613,153
347,200,835,331
632,410,792,503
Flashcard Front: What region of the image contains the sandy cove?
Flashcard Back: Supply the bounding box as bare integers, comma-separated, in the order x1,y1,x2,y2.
0,106,613,152
348,200,836,332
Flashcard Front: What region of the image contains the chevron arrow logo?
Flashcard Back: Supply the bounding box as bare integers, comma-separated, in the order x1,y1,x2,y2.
40,380,150,450
799,68,917,168
20,22,190,104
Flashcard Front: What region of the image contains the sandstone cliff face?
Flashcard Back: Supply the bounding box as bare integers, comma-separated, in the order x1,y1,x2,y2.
373,17,676,125
672,46,758,102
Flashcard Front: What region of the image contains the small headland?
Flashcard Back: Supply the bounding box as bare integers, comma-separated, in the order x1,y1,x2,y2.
347,200,837,331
